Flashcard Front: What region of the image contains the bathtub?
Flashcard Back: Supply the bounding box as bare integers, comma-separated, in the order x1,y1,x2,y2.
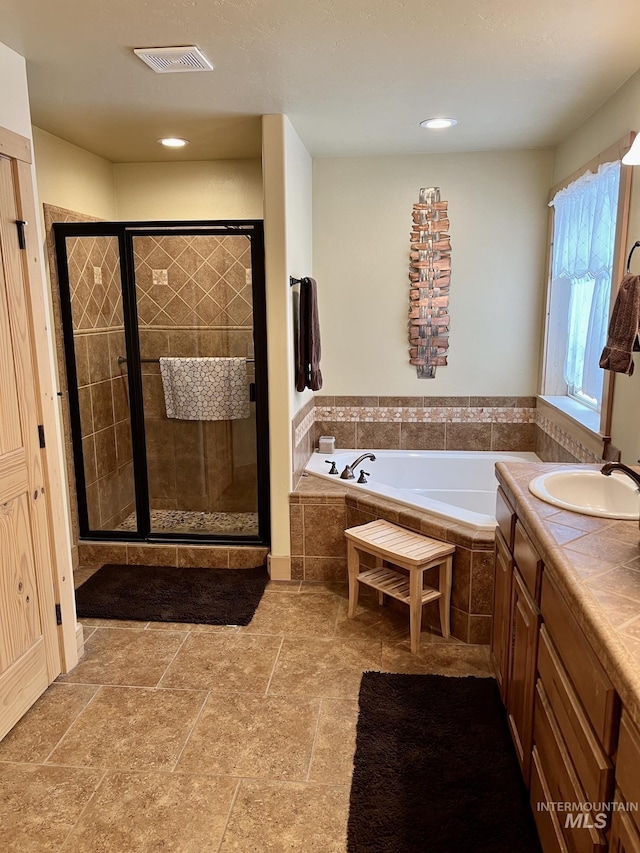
304,449,539,531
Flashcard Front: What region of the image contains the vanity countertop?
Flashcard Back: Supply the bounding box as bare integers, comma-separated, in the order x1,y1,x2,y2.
496,461,640,726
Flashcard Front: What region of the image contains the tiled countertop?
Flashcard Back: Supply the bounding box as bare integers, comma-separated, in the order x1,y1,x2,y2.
496,461,640,726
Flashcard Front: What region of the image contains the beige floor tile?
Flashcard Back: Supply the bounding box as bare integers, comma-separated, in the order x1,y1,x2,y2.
60,771,238,852
334,597,412,642
300,581,349,596
57,627,187,687
48,686,206,771
177,693,320,781
269,637,381,699
79,625,97,642
76,617,150,629
0,763,103,852
309,699,359,785
0,684,98,764
264,579,302,593
145,621,240,633
160,633,282,693
241,592,341,637
381,640,493,676
219,779,349,852
73,566,100,589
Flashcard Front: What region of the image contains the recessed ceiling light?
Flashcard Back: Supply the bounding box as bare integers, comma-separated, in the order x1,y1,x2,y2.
420,118,458,130
158,137,189,148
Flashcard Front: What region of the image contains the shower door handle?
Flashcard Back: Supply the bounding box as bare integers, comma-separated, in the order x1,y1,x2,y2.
249,382,256,402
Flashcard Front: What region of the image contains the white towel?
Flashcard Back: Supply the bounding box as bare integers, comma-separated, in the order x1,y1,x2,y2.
159,357,250,421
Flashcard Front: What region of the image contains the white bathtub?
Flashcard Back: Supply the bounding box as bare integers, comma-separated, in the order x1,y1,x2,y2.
304,449,539,531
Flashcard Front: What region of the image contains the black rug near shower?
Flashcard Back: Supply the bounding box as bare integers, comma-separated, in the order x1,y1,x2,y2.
347,672,541,853
75,564,268,625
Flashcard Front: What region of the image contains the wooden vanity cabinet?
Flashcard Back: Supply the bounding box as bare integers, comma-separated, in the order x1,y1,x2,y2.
491,487,542,786
611,715,640,852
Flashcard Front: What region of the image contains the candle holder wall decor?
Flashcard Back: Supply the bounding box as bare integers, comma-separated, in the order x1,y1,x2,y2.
408,187,451,378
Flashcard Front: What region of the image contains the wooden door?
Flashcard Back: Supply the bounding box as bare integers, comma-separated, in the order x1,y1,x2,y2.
0,153,60,740
491,529,513,702
507,568,541,787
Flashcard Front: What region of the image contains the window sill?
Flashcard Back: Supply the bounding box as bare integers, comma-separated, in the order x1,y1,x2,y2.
538,395,602,439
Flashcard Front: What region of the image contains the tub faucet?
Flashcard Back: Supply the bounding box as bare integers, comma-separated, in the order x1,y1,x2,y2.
340,453,376,480
601,462,640,491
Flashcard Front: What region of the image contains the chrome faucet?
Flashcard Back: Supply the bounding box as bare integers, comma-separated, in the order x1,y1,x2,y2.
340,452,376,480
601,462,640,491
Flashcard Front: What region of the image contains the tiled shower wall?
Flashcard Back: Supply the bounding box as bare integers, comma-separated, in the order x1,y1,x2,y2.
133,235,257,513
45,206,134,549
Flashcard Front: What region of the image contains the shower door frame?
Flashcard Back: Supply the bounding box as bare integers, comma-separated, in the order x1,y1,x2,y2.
54,219,270,546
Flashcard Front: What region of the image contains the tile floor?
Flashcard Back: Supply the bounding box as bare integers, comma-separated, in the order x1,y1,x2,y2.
0,573,492,852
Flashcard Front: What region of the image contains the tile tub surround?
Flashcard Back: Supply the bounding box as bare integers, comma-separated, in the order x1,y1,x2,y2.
312,395,537,453
292,397,316,480
290,477,495,644
496,461,640,729
0,581,490,851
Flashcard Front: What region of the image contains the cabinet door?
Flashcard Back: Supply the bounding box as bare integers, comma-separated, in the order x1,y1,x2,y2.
507,568,541,786
610,803,640,853
491,528,513,702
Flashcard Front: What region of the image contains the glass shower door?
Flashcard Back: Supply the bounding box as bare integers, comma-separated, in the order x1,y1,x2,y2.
131,231,259,537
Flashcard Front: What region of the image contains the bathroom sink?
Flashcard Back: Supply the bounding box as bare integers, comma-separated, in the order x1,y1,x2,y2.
528,469,640,519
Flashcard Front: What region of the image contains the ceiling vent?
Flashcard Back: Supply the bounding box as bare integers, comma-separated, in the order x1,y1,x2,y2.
133,46,214,73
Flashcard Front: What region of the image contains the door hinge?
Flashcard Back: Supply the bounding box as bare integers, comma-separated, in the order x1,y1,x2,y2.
38,424,45,448
55,603,62,626
15,220,27,250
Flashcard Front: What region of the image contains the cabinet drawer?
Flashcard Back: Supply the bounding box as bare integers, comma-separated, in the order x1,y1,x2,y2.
515,521,543,602
610,792,640,853
531,746,569,853
617,714,640,837
537,627,613,809
496,486,516,549
534,681,607,853
540,573,619,755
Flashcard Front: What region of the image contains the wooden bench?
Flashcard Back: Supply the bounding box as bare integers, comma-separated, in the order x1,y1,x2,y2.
345,519,455,653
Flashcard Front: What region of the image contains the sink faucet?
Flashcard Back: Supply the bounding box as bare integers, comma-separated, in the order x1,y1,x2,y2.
340,452,376,480
601,462,640,491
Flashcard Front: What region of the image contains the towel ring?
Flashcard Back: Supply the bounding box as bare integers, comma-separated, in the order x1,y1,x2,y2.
626,241,640,273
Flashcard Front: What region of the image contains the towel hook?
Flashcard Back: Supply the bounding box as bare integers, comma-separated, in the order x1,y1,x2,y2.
626,240,640,273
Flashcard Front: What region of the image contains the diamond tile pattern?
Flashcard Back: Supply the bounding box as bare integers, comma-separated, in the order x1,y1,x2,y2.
67,237,123,330
133,235,253,328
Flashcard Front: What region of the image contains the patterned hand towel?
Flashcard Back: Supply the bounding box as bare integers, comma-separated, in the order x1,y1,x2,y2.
159,357,250,421
599,273,640,375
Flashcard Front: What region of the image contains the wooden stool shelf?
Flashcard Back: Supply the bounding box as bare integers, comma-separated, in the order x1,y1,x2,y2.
345,520,455,654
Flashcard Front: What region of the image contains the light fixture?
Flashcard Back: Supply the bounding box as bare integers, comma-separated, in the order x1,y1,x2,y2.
420,118,458,130
622,134,640,165
158,137,189,148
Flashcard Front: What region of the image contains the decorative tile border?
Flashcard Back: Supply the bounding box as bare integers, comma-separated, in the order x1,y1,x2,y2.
536,414,601,463
315,405,536,425
294,407,316,447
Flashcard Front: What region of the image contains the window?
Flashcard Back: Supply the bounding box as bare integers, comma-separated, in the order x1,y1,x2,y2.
541,135,635,443
546,160,621,414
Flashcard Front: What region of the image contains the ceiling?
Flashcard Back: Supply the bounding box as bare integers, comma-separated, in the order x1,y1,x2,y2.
1,0,640,163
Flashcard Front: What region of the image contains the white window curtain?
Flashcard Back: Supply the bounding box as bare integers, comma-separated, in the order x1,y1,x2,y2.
549,160,621,405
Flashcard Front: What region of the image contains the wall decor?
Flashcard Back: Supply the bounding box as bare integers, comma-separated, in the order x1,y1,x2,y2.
408,187,451,378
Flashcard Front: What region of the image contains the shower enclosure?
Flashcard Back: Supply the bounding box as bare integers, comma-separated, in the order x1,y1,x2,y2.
53,220,269,545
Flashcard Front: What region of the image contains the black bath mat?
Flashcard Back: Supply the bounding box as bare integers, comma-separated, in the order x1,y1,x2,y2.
348,672,541,853
75,564,268,625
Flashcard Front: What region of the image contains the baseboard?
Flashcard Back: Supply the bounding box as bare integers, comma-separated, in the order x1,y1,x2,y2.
267,554,291,580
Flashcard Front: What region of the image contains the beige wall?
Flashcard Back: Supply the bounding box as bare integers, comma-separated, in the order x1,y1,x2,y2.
114,160,263,220
262,115,314,578
553,68,640,465
313,149,554,396
32,127,117,219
